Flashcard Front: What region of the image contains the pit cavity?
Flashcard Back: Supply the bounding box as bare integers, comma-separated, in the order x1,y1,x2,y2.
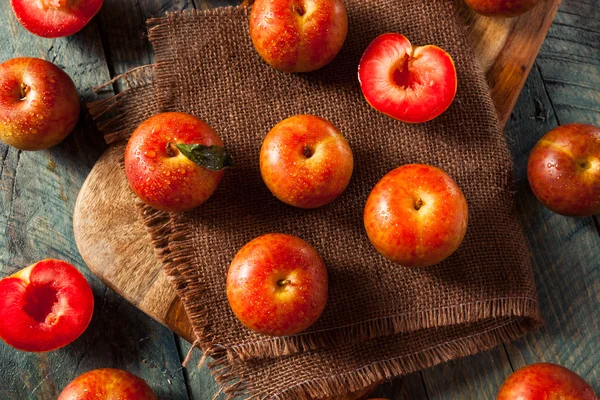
391,54,414,90
23,284,58,323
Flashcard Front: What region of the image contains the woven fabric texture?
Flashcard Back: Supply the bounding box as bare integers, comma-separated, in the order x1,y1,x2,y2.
91,1,542,398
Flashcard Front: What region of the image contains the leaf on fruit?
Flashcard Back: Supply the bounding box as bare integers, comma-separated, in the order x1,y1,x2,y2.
176,144,234,171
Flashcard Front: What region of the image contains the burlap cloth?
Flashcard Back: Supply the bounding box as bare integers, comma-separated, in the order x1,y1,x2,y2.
90,0,543,398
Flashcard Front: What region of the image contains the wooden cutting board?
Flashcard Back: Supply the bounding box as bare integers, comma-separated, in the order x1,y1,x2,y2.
73,0,561,344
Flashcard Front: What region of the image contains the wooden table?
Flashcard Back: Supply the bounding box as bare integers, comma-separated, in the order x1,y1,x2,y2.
0,0,598,398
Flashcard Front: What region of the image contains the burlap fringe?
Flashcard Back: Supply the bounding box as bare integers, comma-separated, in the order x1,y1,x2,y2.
226,296,541,361
265,318,538,400
214,317,536,399
87,64,156,144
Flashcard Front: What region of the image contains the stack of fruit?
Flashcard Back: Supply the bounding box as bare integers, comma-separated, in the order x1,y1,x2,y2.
0,0,597,399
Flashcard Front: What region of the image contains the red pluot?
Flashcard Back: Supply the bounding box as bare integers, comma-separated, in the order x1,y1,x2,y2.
497,363,598,400
58,368,157,400
250,0,348,72
125,112,230,213
358,33,457,124
0,259,94,352
364,164,468,267
0,57,80,151
260,114,354,208
227,233,328,336
527,123,600,216
11,0,104,38
464,0,541,17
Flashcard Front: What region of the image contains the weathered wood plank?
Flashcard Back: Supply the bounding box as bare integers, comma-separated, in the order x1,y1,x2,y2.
504,57,600,396
535,2,600,126
177,338,226,400
419,348,513,400
0,3,189,399
370,373,430,400
96,0,195,76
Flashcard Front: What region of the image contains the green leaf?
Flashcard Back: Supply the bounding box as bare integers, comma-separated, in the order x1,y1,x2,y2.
175,143,234,171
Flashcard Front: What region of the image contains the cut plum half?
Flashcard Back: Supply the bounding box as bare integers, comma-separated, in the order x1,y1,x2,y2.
358,33,457,124
11,0,104,38
0,259,94,352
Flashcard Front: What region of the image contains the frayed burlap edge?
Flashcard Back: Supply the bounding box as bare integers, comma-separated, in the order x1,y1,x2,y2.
88,65,156,145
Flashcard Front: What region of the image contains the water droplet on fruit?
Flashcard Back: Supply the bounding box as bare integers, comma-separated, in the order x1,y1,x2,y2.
165,179,171,185
144,150,157,158
149,166,155,171
49,78,56,84
179,169,186,175
30,100,39,107
30,128,38,134
164,170,171,176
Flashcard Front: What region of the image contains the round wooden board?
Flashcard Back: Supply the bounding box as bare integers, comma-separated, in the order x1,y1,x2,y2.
73,143,193,340
73,0,560,344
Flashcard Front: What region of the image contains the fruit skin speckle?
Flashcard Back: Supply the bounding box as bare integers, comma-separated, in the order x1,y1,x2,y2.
57,368,158,400
124,112,225,213
249,0,348,72
0,57,80,151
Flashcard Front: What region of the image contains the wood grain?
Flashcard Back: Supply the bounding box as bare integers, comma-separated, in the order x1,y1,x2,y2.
458,0,561,127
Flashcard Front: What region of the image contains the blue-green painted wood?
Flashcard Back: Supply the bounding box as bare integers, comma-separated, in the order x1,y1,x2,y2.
0,2,190,399
503,0,600,391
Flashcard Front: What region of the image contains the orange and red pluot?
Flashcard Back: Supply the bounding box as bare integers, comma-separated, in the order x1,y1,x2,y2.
227,233,328,336
249,0,348,72
260,114,354,209
0,57,80,151
364,164,468,267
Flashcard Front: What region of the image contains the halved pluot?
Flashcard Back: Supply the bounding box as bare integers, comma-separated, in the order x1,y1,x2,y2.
0,259,94,352
11,0,104,38
358,33,457,124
